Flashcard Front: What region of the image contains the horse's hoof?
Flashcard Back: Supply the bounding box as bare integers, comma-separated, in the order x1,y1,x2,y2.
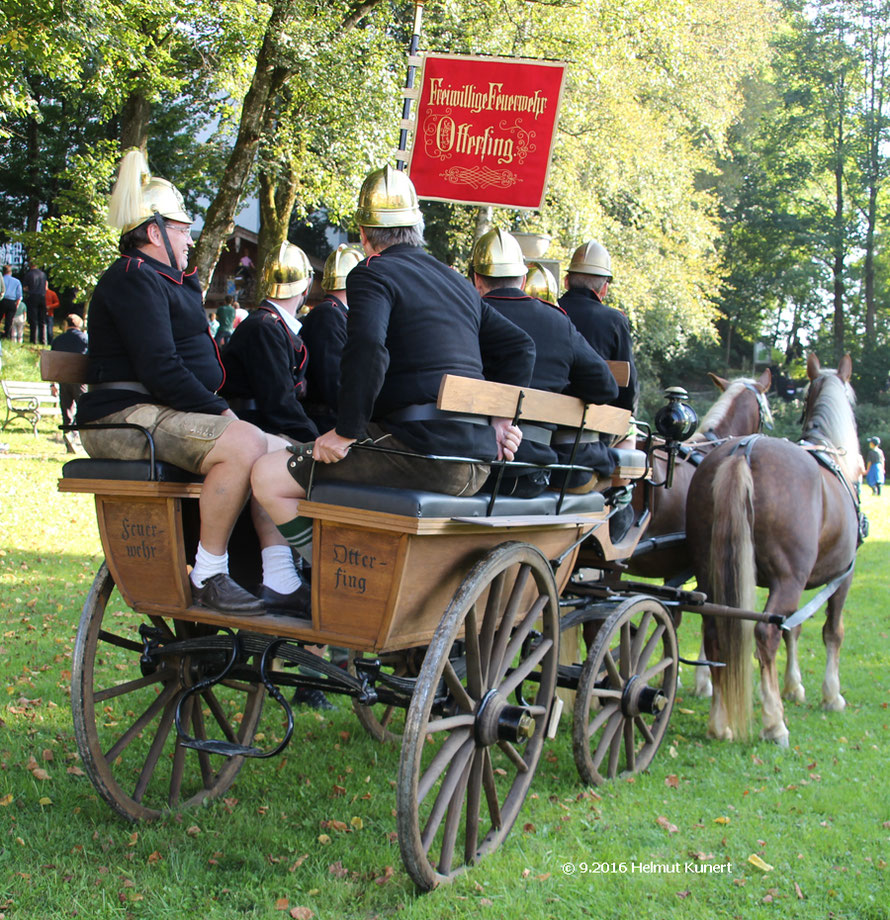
822,695,846,712
693,678,713,698
783,685,806,704
707,725,733,741
760,728,790,748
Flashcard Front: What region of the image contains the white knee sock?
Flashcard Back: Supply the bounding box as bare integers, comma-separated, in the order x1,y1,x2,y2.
191,542,229,587
261,545,302,594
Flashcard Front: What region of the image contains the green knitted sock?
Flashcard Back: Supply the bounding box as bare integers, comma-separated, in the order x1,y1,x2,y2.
277,516,313,566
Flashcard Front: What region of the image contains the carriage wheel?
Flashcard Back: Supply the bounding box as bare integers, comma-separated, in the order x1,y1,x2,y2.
572,596,678,785
71,563,265,821
397,542,559,890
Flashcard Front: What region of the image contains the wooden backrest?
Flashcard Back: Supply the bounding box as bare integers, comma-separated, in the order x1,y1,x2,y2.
40,351,89,383
437,374,631,437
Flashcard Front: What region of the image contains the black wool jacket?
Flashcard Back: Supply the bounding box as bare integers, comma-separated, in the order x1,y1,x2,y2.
558,287,638,414
482,287,618,473
220,302,318,442
300,294,348,433
78,250,227,422
341,244,535,459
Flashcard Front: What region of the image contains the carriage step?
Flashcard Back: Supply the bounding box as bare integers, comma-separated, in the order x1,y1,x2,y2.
178,737,266,758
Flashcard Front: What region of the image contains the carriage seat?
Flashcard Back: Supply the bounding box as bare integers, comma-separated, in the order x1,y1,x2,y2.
61,457,202,483
610,448,648,479
307,481,605,519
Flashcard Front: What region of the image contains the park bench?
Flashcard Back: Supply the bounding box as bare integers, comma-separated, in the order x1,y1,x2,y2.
1,378,61,435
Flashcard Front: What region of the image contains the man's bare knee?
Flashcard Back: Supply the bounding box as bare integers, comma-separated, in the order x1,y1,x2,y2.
202,420,267,474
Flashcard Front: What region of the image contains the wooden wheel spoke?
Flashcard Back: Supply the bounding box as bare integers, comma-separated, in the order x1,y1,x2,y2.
104,682,178,765
421,736,475,853
132,697,178,804
602,648,623,689
586,702,618,740
634,716,655,746
496,740,529,773
493,596,548,686
636,624,666,674
479,571,506,687
219,679,256,694
481,748,502,830
94,669,167,703
623,718,636,773
191,703,214,787
498,637,553,698
97,629,145,654
629,611,653,668
443,659,474,712
607,714,623,777
464,749,484,864
464,604,484,699
437,752,474,875
168,696,192,807
417,728,473,804
619,622,632,680
487,564,531,681
202,688,239,744
639,656,674,685
589,687,623,701
425,713,475,735
591,709,623,770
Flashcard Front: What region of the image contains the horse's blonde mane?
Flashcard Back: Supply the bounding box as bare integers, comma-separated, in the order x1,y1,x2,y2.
694,379,757,438
802,370,859,483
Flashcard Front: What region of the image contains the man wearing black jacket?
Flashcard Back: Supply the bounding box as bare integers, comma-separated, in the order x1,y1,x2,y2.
558,240,638,416
77,149,275,614
471,228,619,496
300,243,363,433
251,165,535,556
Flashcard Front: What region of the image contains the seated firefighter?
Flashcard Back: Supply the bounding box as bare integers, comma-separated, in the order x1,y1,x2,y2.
471,229,619,497
299,243,364,433
77,148,284,614
250,165,536,580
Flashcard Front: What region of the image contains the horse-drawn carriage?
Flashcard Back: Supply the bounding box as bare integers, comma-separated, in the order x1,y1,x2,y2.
43,352,860,890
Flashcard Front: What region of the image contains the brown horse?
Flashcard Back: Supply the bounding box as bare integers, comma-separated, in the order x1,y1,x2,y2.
629,368,772,696
685,354,861,745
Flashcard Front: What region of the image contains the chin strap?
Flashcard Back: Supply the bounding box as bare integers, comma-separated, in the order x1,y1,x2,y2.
152,214,179,269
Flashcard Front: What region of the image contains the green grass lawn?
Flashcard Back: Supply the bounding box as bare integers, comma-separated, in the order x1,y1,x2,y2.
0,394,888,919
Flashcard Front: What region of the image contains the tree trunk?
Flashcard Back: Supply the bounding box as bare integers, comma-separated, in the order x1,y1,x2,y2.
474,206,494,241
831,78,846,366
120,91,151,154
26,91,41,233
257,161,300,302
193,0,296,295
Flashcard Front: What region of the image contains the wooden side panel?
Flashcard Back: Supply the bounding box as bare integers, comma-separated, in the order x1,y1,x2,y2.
607,361,630,387
95,495,191,610
437,374,631,436
312,523,405,645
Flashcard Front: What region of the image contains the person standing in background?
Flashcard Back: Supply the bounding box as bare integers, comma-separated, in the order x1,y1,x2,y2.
1,265,22,339
23,263,48,345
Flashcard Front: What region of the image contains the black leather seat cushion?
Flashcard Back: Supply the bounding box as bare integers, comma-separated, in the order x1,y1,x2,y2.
61,458,202,483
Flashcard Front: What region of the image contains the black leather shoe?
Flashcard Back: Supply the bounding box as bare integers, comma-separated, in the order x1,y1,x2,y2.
261,582,311,616
292,687,334,711
192,574,265,614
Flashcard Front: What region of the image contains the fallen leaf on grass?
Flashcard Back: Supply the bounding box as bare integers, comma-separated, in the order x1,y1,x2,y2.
350,816,363,830
747,854,773,872
290,909,313,920
289,854,309,871
328,861,348,878
66,765,85,776
274,897,289,911
795,881,805,899
374,866,394,885
656,816,678,834
317,834,331,846
676,890,691,899
713,816,731,825
147,851,163,864
665,775,679,788
0,794,13,806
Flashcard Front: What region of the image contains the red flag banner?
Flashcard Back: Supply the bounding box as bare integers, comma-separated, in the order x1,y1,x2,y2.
408,53,567,210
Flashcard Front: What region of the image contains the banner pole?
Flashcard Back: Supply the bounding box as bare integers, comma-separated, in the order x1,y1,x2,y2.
396,0,425,171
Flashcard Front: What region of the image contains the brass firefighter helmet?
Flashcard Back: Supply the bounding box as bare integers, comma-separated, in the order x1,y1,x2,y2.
107,148,192,234
568,240,612,280
322,243,364,290
354,164,422,228
524,261,558,304
263,242,313,300
472,228,527,278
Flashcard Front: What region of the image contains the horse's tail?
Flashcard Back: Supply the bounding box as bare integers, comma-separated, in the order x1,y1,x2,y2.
708,455,756,740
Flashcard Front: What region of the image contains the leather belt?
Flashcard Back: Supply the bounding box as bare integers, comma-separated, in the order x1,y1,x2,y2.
227,396,258,413
88,381,151,395
519,423,552,445
385,403,486,427
551,429,597,445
